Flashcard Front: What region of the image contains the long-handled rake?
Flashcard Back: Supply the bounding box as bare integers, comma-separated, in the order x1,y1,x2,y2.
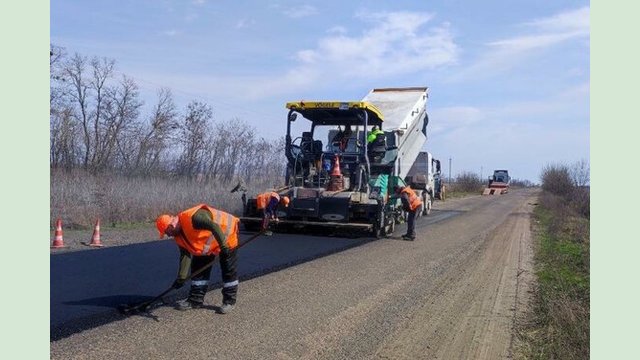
118,230,265,315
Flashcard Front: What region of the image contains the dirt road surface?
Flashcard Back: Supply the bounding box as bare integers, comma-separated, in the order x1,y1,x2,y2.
50,188,538,360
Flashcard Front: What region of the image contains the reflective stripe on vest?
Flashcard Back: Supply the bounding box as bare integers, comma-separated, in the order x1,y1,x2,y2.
192,280,208,286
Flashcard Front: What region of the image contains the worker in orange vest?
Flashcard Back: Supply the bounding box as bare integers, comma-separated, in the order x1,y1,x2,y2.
256,191,290,236
395,185,423,241
156,204,240,314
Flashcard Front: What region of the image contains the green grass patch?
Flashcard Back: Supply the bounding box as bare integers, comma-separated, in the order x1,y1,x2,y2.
517,193,589,360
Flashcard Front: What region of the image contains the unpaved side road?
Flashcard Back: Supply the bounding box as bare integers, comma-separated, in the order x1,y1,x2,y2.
50,188,538,360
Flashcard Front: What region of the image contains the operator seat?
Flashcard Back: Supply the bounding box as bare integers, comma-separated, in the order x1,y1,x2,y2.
368,133,387,164
300,131,323,161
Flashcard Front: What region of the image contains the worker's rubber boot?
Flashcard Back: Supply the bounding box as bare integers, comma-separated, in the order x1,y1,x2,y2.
175,299,203,311
402,234,415,241
219,303,235,314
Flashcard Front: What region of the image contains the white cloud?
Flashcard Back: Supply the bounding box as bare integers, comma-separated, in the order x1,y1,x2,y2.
449,6,589,82
327,26,347,35
429,106,484,134
282,5,318,19
236,18,255,29
192,0,206,5
525,6,589,33
490,7,589,51
184,12,199,22
558,82,589,99
490,6,589,52
290,11,457,81
156,10,458,100
427,87,589,181
126,10,458,103
162,29,179,37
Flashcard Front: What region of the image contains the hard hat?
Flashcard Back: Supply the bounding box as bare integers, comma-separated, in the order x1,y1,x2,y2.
156,214,173,239
280,196,290,207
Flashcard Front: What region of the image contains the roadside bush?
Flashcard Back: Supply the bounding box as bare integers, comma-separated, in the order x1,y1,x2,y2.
540,161,590,219
510,178,534,188
453,171,484,193
541,164,573,197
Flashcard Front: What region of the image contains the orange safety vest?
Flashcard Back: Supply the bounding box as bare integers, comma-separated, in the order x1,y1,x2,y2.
256,192,280,210
401,187,423,211
174,204,239,256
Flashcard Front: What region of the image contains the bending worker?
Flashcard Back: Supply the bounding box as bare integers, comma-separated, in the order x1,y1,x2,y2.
256,191,290,236
156,204,240,314
395,185,423,241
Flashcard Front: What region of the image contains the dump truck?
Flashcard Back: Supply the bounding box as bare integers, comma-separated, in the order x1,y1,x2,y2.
241,87,430,237
405,151,445,207
482,169,510,195
432,157,446,200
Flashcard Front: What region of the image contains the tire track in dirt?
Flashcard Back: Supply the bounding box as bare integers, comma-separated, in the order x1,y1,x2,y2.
374,193,536,359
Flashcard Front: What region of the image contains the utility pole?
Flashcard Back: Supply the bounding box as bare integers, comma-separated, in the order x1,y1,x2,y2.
480,166,483,180
448,157,452,183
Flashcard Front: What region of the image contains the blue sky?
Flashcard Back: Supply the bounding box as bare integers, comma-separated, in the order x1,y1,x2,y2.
51,0,589,183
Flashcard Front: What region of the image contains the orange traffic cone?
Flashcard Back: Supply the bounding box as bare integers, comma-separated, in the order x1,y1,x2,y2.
88,219,104,247
327,155,345,191
51,219,66,249
331,155,342,176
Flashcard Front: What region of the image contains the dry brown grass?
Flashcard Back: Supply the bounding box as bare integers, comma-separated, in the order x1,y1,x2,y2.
50,168,283,228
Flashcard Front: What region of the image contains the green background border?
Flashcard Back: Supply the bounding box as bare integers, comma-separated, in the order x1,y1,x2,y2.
592,1,637,359
1,1,50,358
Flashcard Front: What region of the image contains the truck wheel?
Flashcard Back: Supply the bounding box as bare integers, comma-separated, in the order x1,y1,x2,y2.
383,216,395,236
372,223,383,238
372,207,386,238
424,196,432,216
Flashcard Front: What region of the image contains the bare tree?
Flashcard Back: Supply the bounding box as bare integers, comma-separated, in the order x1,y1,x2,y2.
176,101,213,177
206,121,230,178
220,119,254,181
570,159,590,187
129,88,179,175
50,44,68,111
50,107,80,169
63,53,93,168
50,46,290,193
96,75,143,170
88,57,116,169
50,44,78,168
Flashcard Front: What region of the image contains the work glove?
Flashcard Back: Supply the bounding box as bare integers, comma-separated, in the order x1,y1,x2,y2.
172,278,186,289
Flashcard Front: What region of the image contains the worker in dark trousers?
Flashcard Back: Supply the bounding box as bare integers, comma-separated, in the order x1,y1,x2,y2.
256,191,290,236
396,185,423,241
156,204,240,314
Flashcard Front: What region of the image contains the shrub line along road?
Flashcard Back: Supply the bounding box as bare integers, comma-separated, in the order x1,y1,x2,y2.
51,188,537,360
